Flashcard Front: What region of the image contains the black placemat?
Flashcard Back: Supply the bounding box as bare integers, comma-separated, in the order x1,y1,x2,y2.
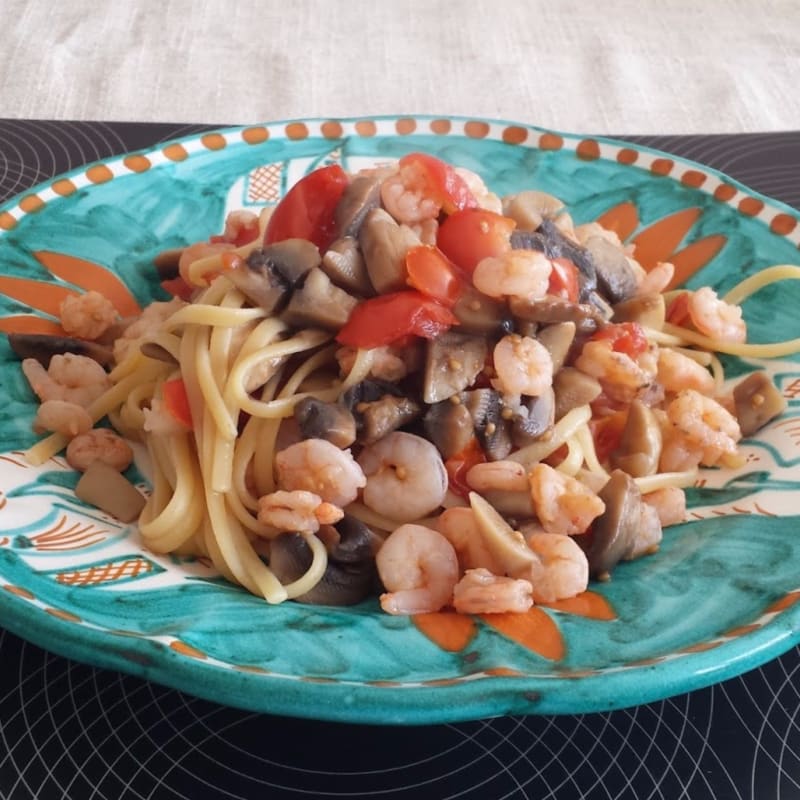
1,120,799,800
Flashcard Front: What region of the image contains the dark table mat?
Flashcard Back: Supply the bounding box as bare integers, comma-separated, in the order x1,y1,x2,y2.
1,120,799,800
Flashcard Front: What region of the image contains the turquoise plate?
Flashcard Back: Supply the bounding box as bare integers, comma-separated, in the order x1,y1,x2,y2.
1,116,799,725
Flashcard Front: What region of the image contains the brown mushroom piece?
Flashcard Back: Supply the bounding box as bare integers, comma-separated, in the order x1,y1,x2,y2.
553,368,602,420
227,239,320,313
502,190,565,231
334,174,384,238
733,371,787,436
528,219,599,300
450,285,513,335
321,237,375,296
281,268,358,331
358,395,421,445
611,400,662,477
358,208,420,293
536,321,576,373
583,235,638,304
583,469,642,577
293,397,357,449
462,388,513,461
510,294,606,334
423,399,475,458
612,292,666,329
511,387,555,448
422,331,488,404
7,332,114,368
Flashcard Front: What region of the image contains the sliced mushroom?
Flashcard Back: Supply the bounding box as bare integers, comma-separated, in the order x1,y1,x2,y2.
462,388,513,461
509,229,547,252
733,371,787,436
583,236,638,304
423,399,475,458
611,400,662,477
358,208,420,293
422,331,488,404
502,191,565,231
7,333,113,367
321,237,374,296
334,174,383,238
281,268,358,331
511,387,555,448
450,285,514,335
359,395,421,444
293,397,357,448
228,240,320,312
553,368,602,420
536,321,576,373
584,469,642,577
139,341,179,365
510,294,605,334
469,492,538,576
612,292,666,329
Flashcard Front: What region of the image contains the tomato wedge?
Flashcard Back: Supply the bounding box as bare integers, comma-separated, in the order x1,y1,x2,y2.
398,152,477,215
336,291,457,349
445,437,487,498
548,257,580,303
666,291,691,326
264,164,349,252
162,378,193,428
437,208,516,274
405,245,465,307
591,321,648,358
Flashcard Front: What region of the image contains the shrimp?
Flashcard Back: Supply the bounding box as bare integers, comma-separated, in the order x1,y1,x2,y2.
65,428,134,472
643,487,687,527
574,340,656,404
380,164,441,225
59,291,118,341
525,532,589,603
657,348,715,395
492,334,553,398
257,489,343,534
32,399,93,438
472,250,552,302
357,431,448,522
113,298,185,363
666,389,741,466
22,354,110,408
687,287,746,344
465,460,529,493
375,524,459,614
436,507,504,573
529,463,606,535
275,439,366,508
626,503,663,561
452,568,533,614
453,167,502,213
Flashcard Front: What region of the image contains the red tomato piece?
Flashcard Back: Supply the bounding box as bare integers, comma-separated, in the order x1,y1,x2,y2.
591,321,648,358
548,257,580,303
335,290,458,349
160,276,195,301
666,291,691,326
445,437,486,498
437,209,516,274
264,164,349,252
398,152,478,215
405,245,465,307
162,378,193,428
588,410,628,464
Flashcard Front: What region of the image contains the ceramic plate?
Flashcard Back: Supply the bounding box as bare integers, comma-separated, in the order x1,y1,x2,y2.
1,116,799,725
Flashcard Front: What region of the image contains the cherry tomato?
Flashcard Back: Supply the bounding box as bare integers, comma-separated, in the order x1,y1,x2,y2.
591,321,648,358
162,378,193,428
437,209,516,274
444,437,486,498
548,257,580,303
398,152,478,215
336,290,458,349
666,291,691,326
264,164,349,252
405,245,465,307
589,410,628,464
160,276,195,301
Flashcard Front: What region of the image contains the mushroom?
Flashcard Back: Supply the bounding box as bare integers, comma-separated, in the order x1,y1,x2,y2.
468,492,538,576
423,399,475,458
358,394,421,444
321,237,375,296
536,321,576,373
583,236,638,304
611,400,662,477
502,190,566,231
422,331,488,404
510,294,605,334
293,397,357,448
334,174,384,238
462,388,513,461
228,239,320,313
358,208,420,293
733,371,787,436
553,368,602,420
534,219,598,300
612,292,666,329
583,469,642,577
511,387,555,448
450,285,514,335
7,332,113,368
281,268,358,331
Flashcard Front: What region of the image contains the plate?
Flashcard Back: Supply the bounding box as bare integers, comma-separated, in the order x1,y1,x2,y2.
1,116,800,725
